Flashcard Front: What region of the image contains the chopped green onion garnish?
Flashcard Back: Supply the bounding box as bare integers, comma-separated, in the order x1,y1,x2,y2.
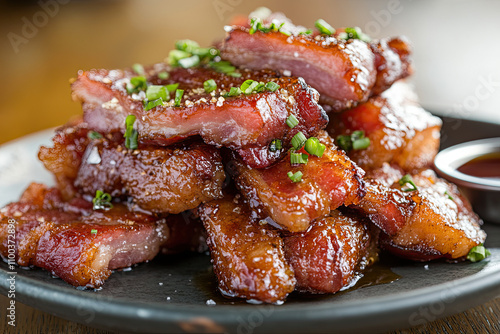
305,137,326,157
246,81,260,94
192,47,210,58
144,98,163,111
203,79,217,93
299,29,313,35
165,83,179,94
315,19,335,35
169,40,219,69
287,171,303,183
92,190,113,210
225,87,242,97
157,71,169,80
88,131,103,140
291,131,307,150
269,139,282,152
336,130,370,151
91,229,97,234
126,76,147,94
124,115,138,149
286,114,299,128
175,39,200,53
336,135,352,151
174,89,184,107
341,27,371,42
398,174,418,192
209,60,240,77
132,63,145,75
254,81,266,93
249,17,291,36
239,80,276,94
249,17,262,35
290,152,308,165
146,85,167,101
353,137,371,150
240,79,257,94
467,244,491,262
265,81,280,92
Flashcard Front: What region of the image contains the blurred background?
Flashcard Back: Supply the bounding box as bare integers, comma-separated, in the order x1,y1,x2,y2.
0,0,499,145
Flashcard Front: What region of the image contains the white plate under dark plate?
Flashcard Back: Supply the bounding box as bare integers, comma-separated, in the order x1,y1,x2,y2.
1,118,500,334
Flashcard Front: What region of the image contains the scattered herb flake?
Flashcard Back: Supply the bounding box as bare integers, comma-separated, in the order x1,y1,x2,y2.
203,79,217,93
286,114,299,128
398,174,418,192
269,139,282,152
174,89,184,107
287,171,303,183
315,19,335,35
467,244,491,262
124,115,138,149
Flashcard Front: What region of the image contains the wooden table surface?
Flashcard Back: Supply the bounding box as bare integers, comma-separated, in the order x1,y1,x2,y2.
1,1,499,333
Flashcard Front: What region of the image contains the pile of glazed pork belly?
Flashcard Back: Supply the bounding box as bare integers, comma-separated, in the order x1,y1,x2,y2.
0,10,486,304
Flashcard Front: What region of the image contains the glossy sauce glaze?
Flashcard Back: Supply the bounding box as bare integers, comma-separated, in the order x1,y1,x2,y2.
457,152,500,180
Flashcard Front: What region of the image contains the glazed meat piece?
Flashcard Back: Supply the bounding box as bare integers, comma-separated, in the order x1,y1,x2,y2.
72,66,328,168
283,211,373,293
354,166,486,260
369,36,413,96
39,123,225,214
0,183,167,288
220,13,412,111
37,122,91,200
328,82,442,172
230,131,365,232
198,194,296,303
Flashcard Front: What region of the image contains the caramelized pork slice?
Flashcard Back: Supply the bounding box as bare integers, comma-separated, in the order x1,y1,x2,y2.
72,66,327,168
369,36,413,96
230,131,365,232
220,13,412,111
198,194,296,303
0,183,168,288
328,82,442,172
354,166,486,260
37,122,91,200
283,211,373,293
39,123,225,214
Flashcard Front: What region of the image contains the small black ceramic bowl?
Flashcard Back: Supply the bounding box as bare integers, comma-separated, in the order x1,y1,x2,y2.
434,138,500,223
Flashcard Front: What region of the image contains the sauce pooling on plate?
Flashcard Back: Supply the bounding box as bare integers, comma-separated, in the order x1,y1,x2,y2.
457,152,500,180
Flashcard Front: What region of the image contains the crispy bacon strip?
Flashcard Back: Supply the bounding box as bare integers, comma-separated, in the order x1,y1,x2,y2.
221,28,374,111
220,14,412,111
39,123,225,214
0,183,206,288
328,82,442,172
229,131,365,232
0,184,166,287
71,66,327,168
354,166,486,260
198,194,296,303
283,211,373,293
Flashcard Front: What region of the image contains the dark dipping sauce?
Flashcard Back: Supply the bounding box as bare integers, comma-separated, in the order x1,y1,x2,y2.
457,152,500,180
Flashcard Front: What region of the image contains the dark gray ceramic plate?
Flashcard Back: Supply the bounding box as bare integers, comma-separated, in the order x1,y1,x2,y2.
1,117,500,334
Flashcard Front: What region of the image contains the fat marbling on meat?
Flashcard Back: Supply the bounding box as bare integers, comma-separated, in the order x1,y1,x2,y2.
71,66,328,168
